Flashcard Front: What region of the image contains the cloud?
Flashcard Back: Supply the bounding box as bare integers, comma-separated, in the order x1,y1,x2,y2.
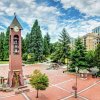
0,0,100,43
0,16,11,27
60,0,100,16
0,0,60,37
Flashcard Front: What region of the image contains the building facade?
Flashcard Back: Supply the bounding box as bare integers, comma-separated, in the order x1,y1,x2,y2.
81,32,100,51
92,26,100,35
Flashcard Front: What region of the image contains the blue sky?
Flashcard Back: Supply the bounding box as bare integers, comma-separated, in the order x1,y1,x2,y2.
0,0,100,42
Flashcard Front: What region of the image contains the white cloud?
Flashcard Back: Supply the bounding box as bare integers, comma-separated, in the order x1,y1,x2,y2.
0,16,11,27
0,26,5,30
64,19,100,38
0,0,100,42
0,0,59,36
60,0,100,16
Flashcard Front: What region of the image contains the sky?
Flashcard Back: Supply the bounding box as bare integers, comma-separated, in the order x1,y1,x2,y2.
0,0,100,42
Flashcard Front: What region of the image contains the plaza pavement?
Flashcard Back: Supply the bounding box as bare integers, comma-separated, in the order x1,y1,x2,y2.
0,63,100,100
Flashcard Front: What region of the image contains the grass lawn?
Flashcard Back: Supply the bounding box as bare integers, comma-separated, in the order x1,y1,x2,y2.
0,61,9,64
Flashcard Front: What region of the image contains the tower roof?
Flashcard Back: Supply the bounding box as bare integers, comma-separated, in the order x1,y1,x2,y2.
10,15,23,29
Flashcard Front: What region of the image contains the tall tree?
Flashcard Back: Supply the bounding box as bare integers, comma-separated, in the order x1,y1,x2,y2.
30,20,43,61
25,33,30,53
43,33,50,56
0,32,5,60
59,28,70,63
22,37,26,55
51,28,70,64
86,50,95,70
70,37,87,72
94,44,100,72
4,27,10,60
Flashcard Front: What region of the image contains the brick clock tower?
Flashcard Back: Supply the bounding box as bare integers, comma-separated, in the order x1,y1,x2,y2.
8,14,24,87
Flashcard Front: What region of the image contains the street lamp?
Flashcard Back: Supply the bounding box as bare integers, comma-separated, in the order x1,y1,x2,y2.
75,67,78,98
72,67,78,98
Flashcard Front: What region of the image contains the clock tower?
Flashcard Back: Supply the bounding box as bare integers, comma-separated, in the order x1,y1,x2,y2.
8,14,24,87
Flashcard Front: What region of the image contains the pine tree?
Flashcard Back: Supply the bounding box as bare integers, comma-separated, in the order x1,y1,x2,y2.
0,32,5,60
51,28,70,64
22,37,26,54
70,37,87,72
4,27,10,60
50,42,63,63
86,50,94,70
59,28,70,63
43,33,50,56
25,33,30,53
22,37,28,61
94,44,100,72
30,20,43,62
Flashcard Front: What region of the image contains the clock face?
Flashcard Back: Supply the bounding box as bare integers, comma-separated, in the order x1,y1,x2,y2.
14,26,19,32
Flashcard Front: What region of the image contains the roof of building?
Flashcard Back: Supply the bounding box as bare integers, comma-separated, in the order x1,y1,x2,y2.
92,26,100,34
10,15,23,29
82,33,100,39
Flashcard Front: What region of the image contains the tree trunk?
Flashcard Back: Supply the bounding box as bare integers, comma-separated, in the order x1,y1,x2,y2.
36,90,39,98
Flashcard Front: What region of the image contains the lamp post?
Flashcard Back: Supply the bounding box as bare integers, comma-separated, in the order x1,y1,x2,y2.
75,67,78,98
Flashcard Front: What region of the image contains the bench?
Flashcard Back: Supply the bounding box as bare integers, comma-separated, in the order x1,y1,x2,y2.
18,86,28,90
15,88,30,94
15,85,30,94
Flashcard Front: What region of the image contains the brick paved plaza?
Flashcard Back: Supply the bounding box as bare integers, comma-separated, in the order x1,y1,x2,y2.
0,63,100,100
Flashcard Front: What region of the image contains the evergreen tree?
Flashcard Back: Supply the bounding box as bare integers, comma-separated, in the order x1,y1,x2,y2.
46,33,50,47
50,42,62,62
0,32,5,60
51,28,70,64
4,27,10,60
30,20,43,62
59,28,70,63
22,37,28,61
86,50,95,70
50,43,56,54
22,37,26,54
43,33,50,56
94,44,100,72
25,33,30,53
70,37,87,72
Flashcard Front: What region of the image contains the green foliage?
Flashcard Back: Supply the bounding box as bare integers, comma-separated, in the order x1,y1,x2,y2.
25,33,30,53
0,32,5,60
49,43,56,54
27,53,35,62
0,61,9,64
43,33,50,57
29,20,44,62
94,44,100,71
22,37,26,55
70,37,87,71
22,53,28,61
4,27,10,60
86,50,95,69
51,28,70,64
50,42,61,61
30,70,49,98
